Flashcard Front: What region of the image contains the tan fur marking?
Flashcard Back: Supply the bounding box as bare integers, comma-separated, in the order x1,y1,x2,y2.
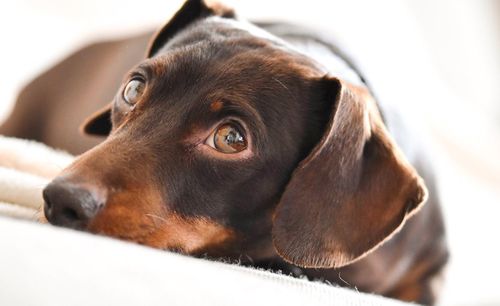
87,185,234,254
209,100,224,112
145,214,235,254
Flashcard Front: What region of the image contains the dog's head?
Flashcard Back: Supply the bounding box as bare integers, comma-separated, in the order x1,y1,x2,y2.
43,0,427,268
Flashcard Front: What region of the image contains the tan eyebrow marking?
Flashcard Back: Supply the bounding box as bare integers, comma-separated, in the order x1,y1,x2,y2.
209,100,224,112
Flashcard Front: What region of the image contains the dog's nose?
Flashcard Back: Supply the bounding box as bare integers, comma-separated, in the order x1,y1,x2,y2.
43,180,103,229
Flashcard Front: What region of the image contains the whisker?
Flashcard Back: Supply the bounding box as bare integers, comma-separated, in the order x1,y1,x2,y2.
272,77,291,95
338,272,358,292
145,214,167,221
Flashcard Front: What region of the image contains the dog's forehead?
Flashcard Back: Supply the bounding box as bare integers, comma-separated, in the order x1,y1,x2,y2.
152,16,319,74
136,20,317,102
158,16,291,54
129,17,324,128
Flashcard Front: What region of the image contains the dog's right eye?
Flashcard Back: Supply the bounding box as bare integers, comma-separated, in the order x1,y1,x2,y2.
123,78,145,105
205,123,248,154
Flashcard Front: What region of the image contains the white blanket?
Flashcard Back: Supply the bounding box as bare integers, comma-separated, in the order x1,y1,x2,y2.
0,136,414,306
0,216,415,306
0,135,73,220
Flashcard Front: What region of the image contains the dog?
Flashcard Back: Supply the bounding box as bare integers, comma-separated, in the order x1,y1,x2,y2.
0,0,448,304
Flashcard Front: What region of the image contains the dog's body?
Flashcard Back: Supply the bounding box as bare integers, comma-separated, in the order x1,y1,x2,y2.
0,1,448,304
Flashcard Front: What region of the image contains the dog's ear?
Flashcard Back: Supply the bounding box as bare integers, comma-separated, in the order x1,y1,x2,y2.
147,0,235,57
80,104,112,136
272,77,428,268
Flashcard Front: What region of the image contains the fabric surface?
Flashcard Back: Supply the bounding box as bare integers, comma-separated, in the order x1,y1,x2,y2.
0,136,73,220
0,217,415,306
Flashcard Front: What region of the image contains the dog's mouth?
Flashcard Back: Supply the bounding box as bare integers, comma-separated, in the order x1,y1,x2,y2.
43,197,240,257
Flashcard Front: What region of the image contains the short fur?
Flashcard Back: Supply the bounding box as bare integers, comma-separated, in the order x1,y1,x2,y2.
0,0,448,304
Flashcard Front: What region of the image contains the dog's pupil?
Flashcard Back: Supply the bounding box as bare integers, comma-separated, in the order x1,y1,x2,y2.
225,130,238,144
225,129,245,148
214,124,247,153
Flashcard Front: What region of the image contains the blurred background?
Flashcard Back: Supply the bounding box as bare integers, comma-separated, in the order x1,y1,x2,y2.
1,0,499,305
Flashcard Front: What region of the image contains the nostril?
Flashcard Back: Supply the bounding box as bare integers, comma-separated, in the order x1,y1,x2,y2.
42,189,53,219
61,207,79,222
43,189,52,210
44,201,53,216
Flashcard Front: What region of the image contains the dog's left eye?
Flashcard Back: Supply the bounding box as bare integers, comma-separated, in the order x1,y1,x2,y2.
206,123,247,154
123,78,145,105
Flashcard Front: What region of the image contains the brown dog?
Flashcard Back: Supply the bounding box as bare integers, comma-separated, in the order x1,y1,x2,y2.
0,1,448,304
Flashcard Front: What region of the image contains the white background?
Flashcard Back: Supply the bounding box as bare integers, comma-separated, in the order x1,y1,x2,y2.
1,1,499,305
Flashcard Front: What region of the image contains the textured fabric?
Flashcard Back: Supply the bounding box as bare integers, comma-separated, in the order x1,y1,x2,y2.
0,136,73,178
0,136,73,220
0,217,415,306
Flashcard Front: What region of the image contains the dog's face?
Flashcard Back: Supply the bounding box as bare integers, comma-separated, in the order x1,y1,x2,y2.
43,0,428,268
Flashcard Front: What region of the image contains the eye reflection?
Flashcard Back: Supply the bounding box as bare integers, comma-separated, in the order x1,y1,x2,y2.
123,79,145,105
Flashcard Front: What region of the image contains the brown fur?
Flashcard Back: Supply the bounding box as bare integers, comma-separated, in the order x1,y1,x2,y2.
0,1,448,304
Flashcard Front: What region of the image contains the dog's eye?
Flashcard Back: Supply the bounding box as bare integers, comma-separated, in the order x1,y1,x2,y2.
207,123,247,153
123,79,145,105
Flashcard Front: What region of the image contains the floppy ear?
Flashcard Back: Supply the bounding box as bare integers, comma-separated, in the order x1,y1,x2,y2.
80,104,112,136
272,77,428,268
147,0,235,57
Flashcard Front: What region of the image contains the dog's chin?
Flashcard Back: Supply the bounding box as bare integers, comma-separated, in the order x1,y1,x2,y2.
78,215,238,258
42,204,271,265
